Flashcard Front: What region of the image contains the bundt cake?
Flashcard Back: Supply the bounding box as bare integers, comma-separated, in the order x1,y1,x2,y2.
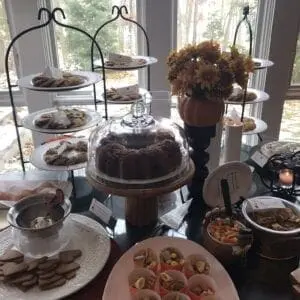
95,131,182,180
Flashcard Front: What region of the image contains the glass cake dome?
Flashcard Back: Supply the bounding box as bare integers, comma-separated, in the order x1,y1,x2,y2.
86,102,190,186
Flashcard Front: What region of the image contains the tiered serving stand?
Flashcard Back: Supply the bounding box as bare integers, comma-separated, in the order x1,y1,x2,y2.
5,7,110,200
85,5,194,227
224,6,274,140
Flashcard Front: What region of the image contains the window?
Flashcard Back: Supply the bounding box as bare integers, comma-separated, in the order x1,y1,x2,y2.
279,33,300,142
52,0,138,94
177,0,258,52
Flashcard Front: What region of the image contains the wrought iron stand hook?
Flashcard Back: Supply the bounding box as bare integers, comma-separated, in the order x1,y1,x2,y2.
51,7,108,117
232,5,253,123
4,7,53,173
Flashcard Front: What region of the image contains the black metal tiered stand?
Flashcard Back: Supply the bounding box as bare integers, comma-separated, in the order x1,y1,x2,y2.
187,5,269,212
4,7,107,204
91,5,151,91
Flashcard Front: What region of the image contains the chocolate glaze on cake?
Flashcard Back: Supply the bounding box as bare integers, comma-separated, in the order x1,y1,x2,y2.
95,131,182,180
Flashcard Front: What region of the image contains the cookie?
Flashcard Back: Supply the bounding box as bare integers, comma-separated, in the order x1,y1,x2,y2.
8,273,35,284
38,259,59,271
27,256,48,272
39,274,63,287
64,270,77,280
2,262,28,277
59,250,82,263
0,250,24,263
21,276,38,287
56,262,80,275
39,270,56,279
40,278,66,290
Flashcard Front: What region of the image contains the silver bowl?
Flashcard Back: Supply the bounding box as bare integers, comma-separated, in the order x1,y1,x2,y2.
242,196,300,236
7,193,72,239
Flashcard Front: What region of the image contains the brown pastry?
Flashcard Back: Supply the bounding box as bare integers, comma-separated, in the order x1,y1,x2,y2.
160,247,185,272
159,270,187,297
133,248,158,273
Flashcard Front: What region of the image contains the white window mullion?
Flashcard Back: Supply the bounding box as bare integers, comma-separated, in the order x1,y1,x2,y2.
260,0,300,141
7,0,54,146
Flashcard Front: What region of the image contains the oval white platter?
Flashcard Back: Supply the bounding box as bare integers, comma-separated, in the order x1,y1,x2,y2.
253,58,274,70
260,141,300,158
242,117,268,135
103,236,239,300
22,107,101,134
0,214,111,300
94,55,158,70
100,88,151,104
30,138,87,171
224,88,269,105
18,71,102,92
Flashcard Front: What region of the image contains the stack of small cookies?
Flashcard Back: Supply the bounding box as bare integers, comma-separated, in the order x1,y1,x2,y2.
0,249,81,292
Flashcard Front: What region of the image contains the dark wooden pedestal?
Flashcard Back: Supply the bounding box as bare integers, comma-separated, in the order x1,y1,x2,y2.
184,123,216,208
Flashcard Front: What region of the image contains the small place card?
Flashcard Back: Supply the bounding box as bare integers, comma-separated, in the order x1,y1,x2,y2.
89,198,116,230
249,197,285,210
251,151,268,168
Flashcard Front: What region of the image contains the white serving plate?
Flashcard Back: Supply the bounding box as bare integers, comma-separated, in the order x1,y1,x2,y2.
224,88,269,105
94,55,158,70
30,138,87,171
103,236,239,300
0,214,111,300
22,107,101,134
18,71,102,92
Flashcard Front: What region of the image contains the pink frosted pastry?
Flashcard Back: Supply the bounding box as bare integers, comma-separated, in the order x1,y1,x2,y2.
128,268,157,295
158,270,187,297
186,274,218,300
183,254,210,278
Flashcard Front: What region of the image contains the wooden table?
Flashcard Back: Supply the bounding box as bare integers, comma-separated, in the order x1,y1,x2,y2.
87,161,195,227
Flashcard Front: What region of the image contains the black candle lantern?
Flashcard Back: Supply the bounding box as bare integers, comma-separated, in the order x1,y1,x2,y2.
261,151,300,201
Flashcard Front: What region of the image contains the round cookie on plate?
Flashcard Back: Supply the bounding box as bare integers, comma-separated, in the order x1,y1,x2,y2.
158,270,187,297
163,291,191,300
133,248,159,273
160,247,185,272
128,267,157,295
186,274,219,300
183,254,210,278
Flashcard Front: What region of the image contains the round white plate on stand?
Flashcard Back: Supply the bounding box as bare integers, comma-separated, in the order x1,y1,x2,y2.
242,117,268,135
18,71,102,92
224,88,269,104
22,107,101,134
0,214,111,300
100,88,151,104
30,138,87,171
95,55,158,70
103,236,239,300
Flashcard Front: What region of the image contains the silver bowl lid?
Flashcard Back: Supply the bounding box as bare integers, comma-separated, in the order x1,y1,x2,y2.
7,193,71,232
241,196,300,236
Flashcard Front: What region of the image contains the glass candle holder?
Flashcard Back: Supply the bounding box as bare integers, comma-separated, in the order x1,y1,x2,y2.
278,168,294,186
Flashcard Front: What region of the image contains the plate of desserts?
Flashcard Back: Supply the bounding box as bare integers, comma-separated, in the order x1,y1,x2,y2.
260,141,300,158
223,116,267,135
0,214,111,300
102,84,147,104
18,67,101,92
224,87,269,104
95,53,158,70
103,236,239,300
252,58,274,70
30,138,88,171
22,107,101,134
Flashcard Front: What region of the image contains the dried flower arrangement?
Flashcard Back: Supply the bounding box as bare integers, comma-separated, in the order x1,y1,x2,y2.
167,40,254,100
